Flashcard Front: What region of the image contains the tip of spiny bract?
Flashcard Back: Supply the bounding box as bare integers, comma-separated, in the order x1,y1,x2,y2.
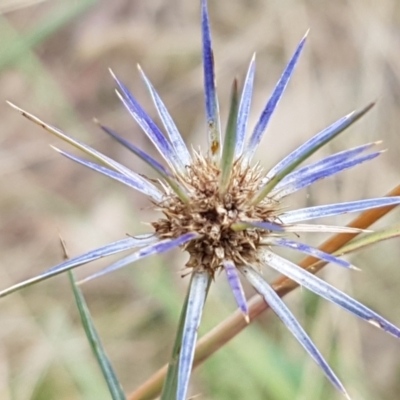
343,390,352,400
6,100,21,111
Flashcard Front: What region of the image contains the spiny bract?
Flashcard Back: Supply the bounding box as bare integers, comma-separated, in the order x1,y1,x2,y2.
2,0,400,399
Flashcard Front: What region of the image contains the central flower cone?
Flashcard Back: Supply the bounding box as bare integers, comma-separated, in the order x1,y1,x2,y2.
154,155,277,272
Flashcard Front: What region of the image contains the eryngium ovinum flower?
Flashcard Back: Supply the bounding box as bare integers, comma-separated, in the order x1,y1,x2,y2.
3,0,400,399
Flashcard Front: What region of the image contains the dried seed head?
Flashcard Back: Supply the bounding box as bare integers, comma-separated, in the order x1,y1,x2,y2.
152,153,280,274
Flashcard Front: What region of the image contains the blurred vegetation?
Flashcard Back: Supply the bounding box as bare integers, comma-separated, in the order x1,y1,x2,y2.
0,0,400,399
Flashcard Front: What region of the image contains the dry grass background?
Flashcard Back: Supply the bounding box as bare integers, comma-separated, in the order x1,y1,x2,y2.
0,0,400,399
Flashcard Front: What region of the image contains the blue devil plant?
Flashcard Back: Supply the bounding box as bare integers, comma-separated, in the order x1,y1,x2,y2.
2,0,400,399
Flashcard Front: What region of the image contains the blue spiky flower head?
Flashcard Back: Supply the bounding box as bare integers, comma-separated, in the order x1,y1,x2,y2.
2,0,400,399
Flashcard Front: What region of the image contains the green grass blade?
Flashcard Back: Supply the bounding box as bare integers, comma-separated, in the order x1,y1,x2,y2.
335,225,400,256
0,0,97,70
69,272,126,400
